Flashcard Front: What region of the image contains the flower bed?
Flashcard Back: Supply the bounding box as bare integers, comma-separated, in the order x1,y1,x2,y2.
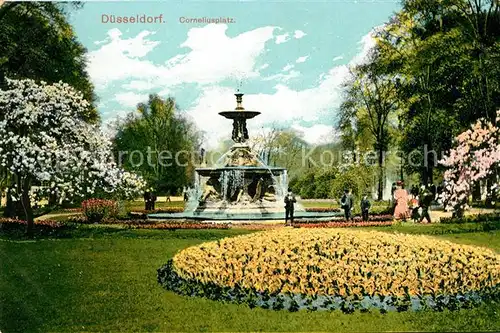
0,218,66,236
66,216,229,230
60,208,83,213
82,199,118,223
297,214,393,224
133,207,184,214
0,218,63,228
132,222,229,230
293,221,393,228
158,229,500,313
305,207,341,212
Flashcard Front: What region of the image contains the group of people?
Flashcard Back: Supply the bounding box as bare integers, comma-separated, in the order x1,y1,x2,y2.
340,189,371,222
284,181,439,225
392,181,435,223
283,187,372,225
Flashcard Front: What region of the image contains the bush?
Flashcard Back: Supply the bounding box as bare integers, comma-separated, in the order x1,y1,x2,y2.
290,166,375,201
440,212,500,224
82,199,118,223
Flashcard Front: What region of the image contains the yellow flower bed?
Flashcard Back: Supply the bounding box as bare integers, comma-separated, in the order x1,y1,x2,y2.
173,229,500,298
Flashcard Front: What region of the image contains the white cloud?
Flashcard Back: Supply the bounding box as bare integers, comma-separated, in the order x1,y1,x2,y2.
259,63,270,70
185,30,376,149
114,92,148,108
94,26,377,150
333,56,344,62
296,55,309,63
89,24,277,90
294,30,306,39
291,123,335,145
282,64,294,71
122,80,158,91
351,29,378,65
275,33,290,44
263,70,301,83
87,29,161,89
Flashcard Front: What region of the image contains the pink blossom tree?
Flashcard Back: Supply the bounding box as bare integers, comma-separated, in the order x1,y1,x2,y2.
439,110,500,217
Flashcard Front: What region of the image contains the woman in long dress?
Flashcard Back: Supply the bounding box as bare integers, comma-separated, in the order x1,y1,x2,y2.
393,182,410,220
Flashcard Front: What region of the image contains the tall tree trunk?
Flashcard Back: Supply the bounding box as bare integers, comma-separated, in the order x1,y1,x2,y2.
377,148,384,201
3,184,22,218
20,177,34,236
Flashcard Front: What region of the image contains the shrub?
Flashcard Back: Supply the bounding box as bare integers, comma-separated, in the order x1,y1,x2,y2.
159,229,500,312
440,212,500,224
82,199,118,223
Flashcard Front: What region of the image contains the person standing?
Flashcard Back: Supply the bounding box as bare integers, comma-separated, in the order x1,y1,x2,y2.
419,186,433,224
393,181,409,220
360,193,371,221
143,191,151,210
150,191,157,211
341,188,353,221
284,188,296,225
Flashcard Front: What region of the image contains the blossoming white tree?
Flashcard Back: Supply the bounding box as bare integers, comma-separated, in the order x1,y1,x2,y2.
0,78,146,234
439,110,500,217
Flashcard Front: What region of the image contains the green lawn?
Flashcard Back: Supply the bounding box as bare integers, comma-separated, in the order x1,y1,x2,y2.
1,226,500,332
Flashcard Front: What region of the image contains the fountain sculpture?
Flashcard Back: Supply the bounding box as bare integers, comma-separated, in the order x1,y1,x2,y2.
149,92,342,221
193,93,290,214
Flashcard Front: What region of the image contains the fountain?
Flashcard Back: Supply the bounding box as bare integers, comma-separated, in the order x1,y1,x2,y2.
149,92,343,221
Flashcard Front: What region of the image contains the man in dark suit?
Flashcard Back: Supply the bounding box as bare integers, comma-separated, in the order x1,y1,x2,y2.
341,188,353,221
150,192,157,211
284,188,296,225
360,193,371,221
419,186,433,224
143,191,151,210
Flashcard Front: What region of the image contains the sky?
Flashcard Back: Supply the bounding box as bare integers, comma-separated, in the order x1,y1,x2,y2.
68,0,401,149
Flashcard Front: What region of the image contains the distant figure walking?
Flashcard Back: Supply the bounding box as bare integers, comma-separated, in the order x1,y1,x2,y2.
143,191,151,210
360,193,371,221
182,187,188,202
419,186,433,224
393,181,409,220
284,188,296,225
150,191,157,211
340,188,353,221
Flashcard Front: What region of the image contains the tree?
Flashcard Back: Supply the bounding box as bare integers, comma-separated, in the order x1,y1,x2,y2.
113,95,201,194
0,1,97,122
0,1,98,211
439,109,499,217
340,59,399,200
375,0,500,185
0,79,146,235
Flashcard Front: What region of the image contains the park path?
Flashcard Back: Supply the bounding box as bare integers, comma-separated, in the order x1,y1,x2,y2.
430,207,496,222
35,212,81,221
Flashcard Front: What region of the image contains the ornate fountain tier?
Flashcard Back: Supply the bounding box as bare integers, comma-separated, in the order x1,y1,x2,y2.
218,93,260,144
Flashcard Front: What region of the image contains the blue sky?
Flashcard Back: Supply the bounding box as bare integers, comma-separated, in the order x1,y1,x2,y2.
68,0,400,148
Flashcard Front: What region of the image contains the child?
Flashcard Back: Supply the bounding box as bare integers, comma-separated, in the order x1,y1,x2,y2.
360,194,371,221
410,197,420,222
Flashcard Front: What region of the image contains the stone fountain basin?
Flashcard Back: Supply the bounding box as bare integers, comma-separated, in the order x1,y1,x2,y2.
195,166,285,177
219,110,261,119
